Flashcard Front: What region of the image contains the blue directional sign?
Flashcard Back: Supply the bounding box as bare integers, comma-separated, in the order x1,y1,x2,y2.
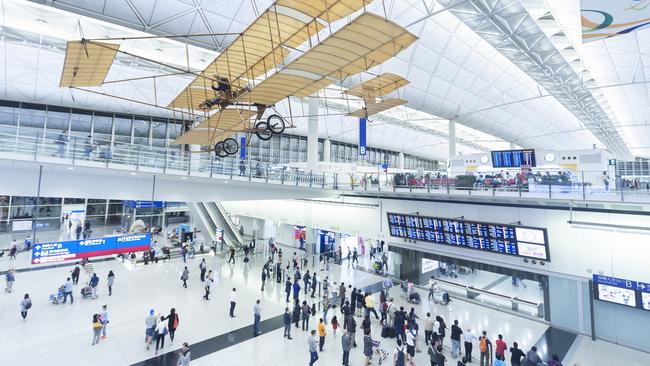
32,233,150,264
638,282,650,293
123,200,166,209
592,274,638,290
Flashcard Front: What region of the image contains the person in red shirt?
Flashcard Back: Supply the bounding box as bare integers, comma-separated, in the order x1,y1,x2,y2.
495,334,507,359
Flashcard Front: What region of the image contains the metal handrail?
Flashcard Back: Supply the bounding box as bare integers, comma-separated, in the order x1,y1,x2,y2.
0,126,648,203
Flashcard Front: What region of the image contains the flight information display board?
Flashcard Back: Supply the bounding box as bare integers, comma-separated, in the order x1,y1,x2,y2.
593,275,650,311
491,149,536,168
387,213,549,260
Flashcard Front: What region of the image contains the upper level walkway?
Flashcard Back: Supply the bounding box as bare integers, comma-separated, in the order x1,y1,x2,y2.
1,127,649,204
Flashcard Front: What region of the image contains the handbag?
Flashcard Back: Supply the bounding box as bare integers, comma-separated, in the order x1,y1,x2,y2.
173,315,179,329
162,327,169,336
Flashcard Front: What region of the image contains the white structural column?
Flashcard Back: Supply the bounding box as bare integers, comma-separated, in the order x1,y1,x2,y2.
307,96,319,169
323,139,331,163
448,120,456,158
398,152,405,169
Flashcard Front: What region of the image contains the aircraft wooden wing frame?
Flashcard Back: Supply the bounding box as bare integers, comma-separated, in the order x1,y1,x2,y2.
60,40,119,87
348,98,407,117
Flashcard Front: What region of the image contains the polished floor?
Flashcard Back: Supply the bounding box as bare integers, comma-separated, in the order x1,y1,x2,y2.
0,241,648,365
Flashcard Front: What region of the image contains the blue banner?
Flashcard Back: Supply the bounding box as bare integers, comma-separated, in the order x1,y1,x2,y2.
123,200,166,209
240,136,246,159
593,274,638,290
32,233,151,264
359,117,366,156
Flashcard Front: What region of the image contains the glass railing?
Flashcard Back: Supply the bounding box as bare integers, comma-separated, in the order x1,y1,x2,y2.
0,126,648,204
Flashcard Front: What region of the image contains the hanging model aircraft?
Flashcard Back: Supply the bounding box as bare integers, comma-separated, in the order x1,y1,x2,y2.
58,0,417,157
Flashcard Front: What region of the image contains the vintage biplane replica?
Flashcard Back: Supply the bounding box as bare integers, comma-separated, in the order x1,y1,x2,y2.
58,0,417,157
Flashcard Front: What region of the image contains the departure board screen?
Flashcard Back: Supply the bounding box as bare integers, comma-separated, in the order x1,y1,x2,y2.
491,149,536,168
387,212,549,261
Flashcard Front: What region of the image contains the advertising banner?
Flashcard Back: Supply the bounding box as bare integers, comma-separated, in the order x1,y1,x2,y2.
359,117,367,156
240,136,246,159
32,233,151,264
582,0,650,42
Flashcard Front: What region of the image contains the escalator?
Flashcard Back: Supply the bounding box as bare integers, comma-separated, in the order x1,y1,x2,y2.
189,202,216,244
205,202,245,248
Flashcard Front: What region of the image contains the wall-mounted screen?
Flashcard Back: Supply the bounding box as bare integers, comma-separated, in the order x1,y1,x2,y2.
387,212,549,261
592,275,650,311
491,149,536,168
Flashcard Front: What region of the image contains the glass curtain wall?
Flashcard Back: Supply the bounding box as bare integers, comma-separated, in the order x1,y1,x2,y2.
0,99,438,169
0,100,188,153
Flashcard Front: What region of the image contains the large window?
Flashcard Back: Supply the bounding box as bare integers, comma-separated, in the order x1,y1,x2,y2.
113,114,132,144
133,116,150,146
0,100,19,136
93,112,113,146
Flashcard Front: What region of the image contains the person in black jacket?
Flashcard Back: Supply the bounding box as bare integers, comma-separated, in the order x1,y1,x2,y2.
285,279,292,303
509,342,525,366
283,307,293,340
164,308,180,343
394,306,406,342
347,315,357,348
292,300,301,329
450,320,463,359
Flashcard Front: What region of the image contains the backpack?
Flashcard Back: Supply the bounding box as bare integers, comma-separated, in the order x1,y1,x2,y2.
479,337,488,352
396,346,405,366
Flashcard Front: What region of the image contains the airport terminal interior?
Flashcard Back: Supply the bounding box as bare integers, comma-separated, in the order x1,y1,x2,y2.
1,0,650,365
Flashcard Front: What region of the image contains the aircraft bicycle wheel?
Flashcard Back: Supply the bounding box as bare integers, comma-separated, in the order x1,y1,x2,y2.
223,138,239,155
267,114,285,134
214,142,228,158
255,121,273,141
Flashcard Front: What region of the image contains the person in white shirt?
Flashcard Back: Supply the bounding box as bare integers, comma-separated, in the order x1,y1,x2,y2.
229,288,237,317
406,324,417,358
464,329,477,362
253,300,262,336
155,316,168,354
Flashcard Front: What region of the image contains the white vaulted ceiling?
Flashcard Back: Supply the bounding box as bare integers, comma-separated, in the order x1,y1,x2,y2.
2,0,647,160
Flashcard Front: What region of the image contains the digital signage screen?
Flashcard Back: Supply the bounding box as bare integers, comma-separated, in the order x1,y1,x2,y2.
593,275,639,308
387,212,549,261
491,149,536,168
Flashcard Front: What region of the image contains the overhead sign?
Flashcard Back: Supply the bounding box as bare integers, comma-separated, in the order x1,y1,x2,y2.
123,200,166,209
593,274,650,311
581,0,650,42
32,233,151,264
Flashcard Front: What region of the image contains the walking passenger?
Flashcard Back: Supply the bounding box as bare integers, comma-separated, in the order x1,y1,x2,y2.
100,305,109,339
177,342,191,366
229,288,237,317
450,319,463,359
145,309,156,350
62,277,74,304
107,270,115,296
301,300,311,331
318,318,326,351
283,307,293,340
92,314,103,345
155,316,168,354
181,266,189,288
341,330,351,366
308,330,319,365
165,308,180,343
20,293,32,321
253,299,262,336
